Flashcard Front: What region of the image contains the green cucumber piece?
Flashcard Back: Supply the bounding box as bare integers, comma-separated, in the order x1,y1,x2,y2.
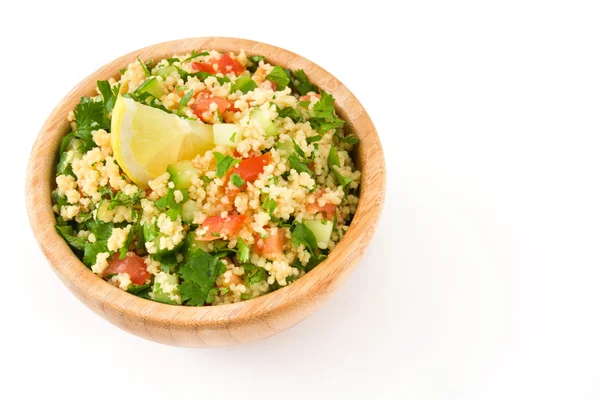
213,124,241,147
181,200,200,224
304,219,334,249
135,77,165,98
167,160,199,190
152,272,180,305
155,65,176,79
231,75,258,94
250,108,278,137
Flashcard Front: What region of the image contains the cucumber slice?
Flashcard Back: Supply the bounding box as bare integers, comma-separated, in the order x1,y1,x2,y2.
152,272,180,305
250,108,278,137
231,75,258,94
167,160,199,190
183,233,227,259
155,65,176,80
181,199,200,224
304,219,334,249
135,77,165,98
213,124,241,147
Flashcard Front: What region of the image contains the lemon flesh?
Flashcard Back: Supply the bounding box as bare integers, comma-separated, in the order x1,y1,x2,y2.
111,96,213,188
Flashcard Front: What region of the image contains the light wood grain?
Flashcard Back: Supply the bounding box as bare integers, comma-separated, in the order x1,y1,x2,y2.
26,37,386,347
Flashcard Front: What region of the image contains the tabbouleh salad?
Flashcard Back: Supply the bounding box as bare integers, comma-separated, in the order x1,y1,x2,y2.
52,50,361,306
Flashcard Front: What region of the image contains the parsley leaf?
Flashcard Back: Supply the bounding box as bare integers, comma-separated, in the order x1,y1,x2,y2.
155,188,185,221
310,92,345,134
247,55,264,73
97,80,121,114
288,155,312,176
213,152,240,178
243,264,268,285
291,69,317,95
55,225,86,250
127,284,151,298
230,173,245,188
236,238,250,263
74,97,109,151
332,168,354,189
262,194,277,215
277,106,303,123
328,146,340,168
265,66,290,90
306,135,323,144
184,50,209,62
291,223,318,255
137,56,151,77
178,251,224,306
336,133,360,146
178,90,194,116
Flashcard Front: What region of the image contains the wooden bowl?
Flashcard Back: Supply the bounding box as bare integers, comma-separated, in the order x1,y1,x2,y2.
26,37,385,347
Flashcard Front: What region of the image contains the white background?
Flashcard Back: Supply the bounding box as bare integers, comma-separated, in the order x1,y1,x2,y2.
3,0,600,398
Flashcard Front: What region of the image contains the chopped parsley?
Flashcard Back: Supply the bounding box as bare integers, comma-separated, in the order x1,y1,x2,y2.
277,106,303,123
290,69,317,95
236,238,250,263
265,65,290,90
336,133,360,146
97,80,120,114
178,251,224,306
178,90,194,116
291,223,318,255
183,50,209,62
262,194,277,215
137,56,151,77
230,173,245,188
310,92,345,134
213,152,240,178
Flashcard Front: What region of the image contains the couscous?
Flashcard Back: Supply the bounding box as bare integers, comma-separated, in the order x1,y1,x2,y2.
53,50,360,306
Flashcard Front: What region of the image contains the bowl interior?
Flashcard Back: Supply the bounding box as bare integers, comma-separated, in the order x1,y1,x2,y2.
26,37,385,346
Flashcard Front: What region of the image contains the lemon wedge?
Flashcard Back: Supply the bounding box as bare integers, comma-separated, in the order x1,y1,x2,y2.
111,95,213,188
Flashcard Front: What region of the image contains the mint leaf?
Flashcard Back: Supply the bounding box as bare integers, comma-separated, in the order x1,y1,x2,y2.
291,223,317,255
265,66,290,90
178,250,223,306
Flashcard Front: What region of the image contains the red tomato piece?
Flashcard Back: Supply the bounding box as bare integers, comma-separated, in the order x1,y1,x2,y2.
192,61,216,74
199,214,246,241
300,93,320,102
191,90,230,121
255,229,286,257
216,53,245,76
228,153,271,183
306,191,336,219
103,253,149,285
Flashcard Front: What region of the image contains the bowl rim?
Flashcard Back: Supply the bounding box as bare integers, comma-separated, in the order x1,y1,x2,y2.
26,37,385,343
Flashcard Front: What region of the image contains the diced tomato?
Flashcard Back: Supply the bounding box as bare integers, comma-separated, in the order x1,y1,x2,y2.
307,161,315,173
216,54,245,76
300,93,320,102
191,54,245,76
191,90,230,121
192,61,216,74
228,153,271,183
306,191,336,219
266,80,277,91
103,253,149,285
255,229,286,257
199,214,246,241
